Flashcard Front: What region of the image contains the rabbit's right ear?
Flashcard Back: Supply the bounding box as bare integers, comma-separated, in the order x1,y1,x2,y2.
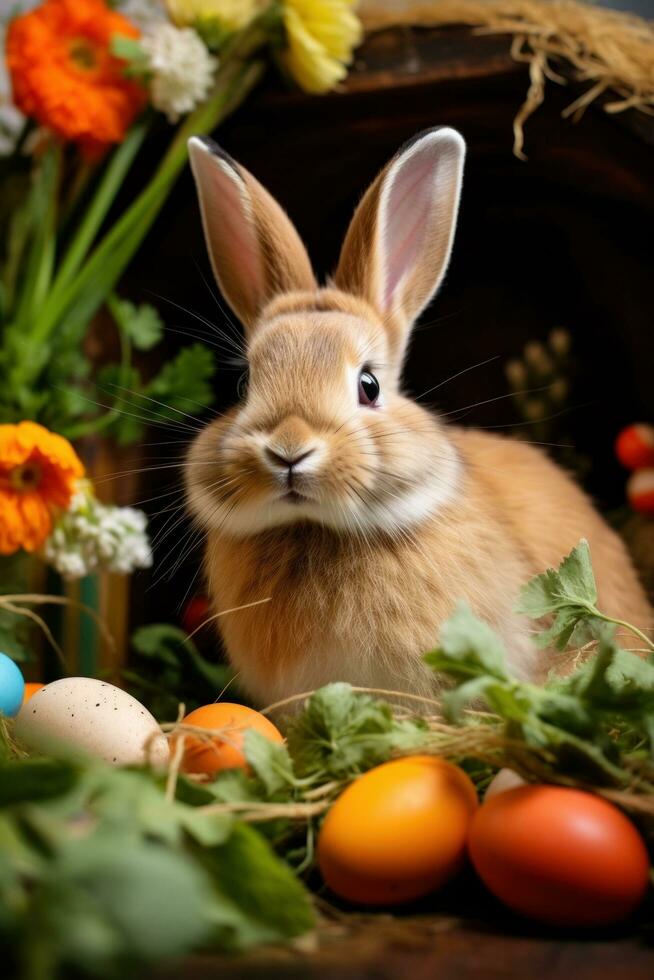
188,137,316,332
333,128,465,363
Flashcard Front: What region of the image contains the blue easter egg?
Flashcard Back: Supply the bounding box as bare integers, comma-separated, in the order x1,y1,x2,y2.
0,652,25,718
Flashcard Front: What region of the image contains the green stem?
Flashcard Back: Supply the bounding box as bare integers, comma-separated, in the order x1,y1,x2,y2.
59,156,97,228
32,55,264,353
593,611,654,654
51,116,151,298
13,141,62,330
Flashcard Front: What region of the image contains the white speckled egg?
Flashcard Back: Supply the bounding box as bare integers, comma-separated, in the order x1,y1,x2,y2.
485,767,526,800
15,677,169,768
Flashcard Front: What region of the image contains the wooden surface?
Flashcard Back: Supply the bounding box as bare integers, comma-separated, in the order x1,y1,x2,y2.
156,912,654,979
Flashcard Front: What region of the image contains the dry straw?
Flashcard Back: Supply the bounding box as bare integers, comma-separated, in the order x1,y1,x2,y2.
360,0,654,157
161,687,654,824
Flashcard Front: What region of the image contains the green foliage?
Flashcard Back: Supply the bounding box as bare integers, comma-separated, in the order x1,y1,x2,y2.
0,613,32,664
426,542,654,789
0,553,34,663
110,35,151,80
0,759,78,806
110,297,164,351
286,682,427,782
126,623,234,720
516,539,602,649
3,540,653,976
148,343,216,415
98,341,217,445
244,729,296,797
0,761,314,979
201,823,315,948
1,289,217,443
29,835,216,969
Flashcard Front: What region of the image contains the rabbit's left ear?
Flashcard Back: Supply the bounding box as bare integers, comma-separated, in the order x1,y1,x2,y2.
333,127,465,353
188,137,316,333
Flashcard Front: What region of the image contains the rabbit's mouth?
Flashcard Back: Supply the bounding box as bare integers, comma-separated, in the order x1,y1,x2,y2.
280,489,308,504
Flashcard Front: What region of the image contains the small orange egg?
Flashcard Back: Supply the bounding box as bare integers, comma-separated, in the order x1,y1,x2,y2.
176,702,284,775
318,755,478,905
22,682,44,703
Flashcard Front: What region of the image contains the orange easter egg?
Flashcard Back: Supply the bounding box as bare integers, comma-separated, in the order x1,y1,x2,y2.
23,682,44,703
177,702,284,775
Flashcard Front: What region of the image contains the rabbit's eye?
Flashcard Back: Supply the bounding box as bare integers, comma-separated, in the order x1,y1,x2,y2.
358,370,380,406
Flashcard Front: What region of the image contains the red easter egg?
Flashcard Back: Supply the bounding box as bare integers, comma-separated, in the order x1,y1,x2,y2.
469,786,650,926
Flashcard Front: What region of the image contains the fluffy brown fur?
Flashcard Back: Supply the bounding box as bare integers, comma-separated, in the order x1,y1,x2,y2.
184,132,651,706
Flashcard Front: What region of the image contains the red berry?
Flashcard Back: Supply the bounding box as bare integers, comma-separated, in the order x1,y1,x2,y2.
627,469,654,516
615,425,654,471
182,595,211,635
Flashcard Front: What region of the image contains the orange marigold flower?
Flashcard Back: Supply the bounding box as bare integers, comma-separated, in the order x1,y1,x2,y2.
6,0,147,153
0,422,84,556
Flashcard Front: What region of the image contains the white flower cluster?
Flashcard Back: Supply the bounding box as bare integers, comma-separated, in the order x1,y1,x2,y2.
141,22,218,123
0,26,25,156
44,487,153,580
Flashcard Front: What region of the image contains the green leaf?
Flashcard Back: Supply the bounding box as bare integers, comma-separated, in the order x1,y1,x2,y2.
515,540,607,652
0,610,33,662
132,623,187,667
178,806,235,848
112,297,164,350
128,623,234,719
110,34,150,78
44,832,217,966
95,344,216,446
0,760,79,806
517,539,597,618
95,362,146,444
429,585,654,787
201,823,314,947
441,676,497,722
111,35,147,62
563,629,654,714
147,343,216,417
287,683,427,781
425,602,509,681
78,768,233,849
244,729,295,797
202,768,263,806
0,811,45,874
532,607,596,651
194,16,233,51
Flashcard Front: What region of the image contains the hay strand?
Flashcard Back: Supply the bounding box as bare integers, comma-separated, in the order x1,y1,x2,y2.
360,0,654,155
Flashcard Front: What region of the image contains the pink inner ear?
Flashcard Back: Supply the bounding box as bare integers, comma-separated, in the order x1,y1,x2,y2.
196,152,264,301
382,143,439,311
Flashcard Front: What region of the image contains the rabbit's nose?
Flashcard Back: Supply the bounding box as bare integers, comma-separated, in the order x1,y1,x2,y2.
264,446,315,471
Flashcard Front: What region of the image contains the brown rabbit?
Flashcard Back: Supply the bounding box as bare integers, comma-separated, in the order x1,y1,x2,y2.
185,129,651,706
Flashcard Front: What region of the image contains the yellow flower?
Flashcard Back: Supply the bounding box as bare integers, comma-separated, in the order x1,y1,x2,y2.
281,0,362,94
165,0,263,32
